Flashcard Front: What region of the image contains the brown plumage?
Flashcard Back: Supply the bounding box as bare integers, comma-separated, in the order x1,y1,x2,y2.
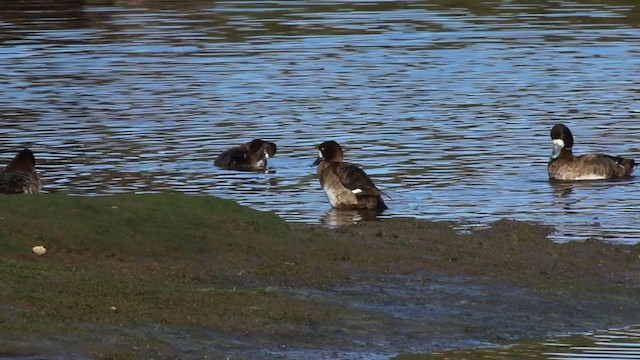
214,139,277,171
548,124,636,181
0,149,42,194
313,141,387,210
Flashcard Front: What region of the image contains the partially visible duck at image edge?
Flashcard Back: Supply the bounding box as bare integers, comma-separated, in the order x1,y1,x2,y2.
1,148,42,194
548,123,637,181
214,139,277,171
312,140,387,210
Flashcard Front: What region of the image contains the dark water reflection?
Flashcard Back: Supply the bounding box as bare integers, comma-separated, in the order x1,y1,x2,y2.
2,0,640,243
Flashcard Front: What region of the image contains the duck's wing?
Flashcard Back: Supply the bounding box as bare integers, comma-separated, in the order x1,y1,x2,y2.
575,153,636,178
604,154,636,168
603,154,637,176
332,162,383,196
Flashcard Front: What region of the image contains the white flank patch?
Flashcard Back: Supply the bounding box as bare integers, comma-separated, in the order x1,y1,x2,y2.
573,173,607,180
352,188,363,194
552,139,565,147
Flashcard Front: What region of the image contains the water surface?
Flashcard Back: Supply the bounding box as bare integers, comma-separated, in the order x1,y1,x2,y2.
426,325,640,359
2,0,640,243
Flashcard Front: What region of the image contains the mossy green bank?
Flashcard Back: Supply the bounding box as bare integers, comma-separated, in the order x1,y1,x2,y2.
1,193,640,359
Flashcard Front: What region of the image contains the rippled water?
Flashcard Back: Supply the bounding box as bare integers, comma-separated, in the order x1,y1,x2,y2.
2,0,640,243
545,327,640,360
427,325,640,359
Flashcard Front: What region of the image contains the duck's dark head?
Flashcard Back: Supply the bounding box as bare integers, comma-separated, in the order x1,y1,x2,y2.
246,139,267,154
4,148,36,172
265,141,277,159
550,124,574,159
312,140,344,166
246,139,277,158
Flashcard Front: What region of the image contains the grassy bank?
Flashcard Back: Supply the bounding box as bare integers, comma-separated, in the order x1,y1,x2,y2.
1,194,640,359
0,194,338,358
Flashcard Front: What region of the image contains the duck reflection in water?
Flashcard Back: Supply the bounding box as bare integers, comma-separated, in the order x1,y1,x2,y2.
549,178,633,215
322,208,383,228
550,180,575,198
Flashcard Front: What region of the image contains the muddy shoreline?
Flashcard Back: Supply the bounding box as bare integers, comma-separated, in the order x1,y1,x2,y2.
1,194,640,359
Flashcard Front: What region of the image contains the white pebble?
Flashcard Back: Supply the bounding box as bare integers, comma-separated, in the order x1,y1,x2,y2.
32,246,46,256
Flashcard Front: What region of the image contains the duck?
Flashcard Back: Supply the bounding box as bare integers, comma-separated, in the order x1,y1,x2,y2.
214,139,277,171
0,148,42,194
312,140,387,210
548,124,637,181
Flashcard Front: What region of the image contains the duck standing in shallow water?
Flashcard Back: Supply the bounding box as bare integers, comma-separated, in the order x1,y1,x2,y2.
548,124,637,181
312,141,387,210
0,149,42,194
214,139,277,171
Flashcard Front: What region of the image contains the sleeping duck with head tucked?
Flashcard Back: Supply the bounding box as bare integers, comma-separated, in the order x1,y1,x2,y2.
548,124,637,181
312,140,387,210
1,148,42,194
214,139,277,171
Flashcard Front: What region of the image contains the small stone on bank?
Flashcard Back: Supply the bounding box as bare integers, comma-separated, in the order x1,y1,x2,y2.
32,245,46,256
